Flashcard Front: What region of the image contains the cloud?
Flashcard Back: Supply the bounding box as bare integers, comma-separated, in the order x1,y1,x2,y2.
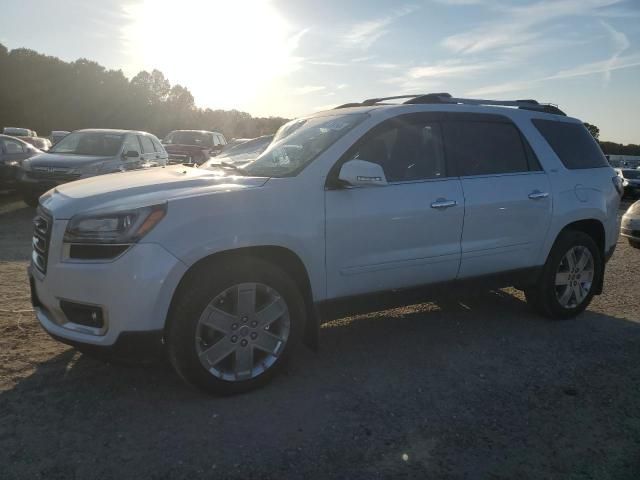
466,52,640,96
441,0,624,55
599,20,630,84
343,5,418,50
407,60,496,78
295,85,326,95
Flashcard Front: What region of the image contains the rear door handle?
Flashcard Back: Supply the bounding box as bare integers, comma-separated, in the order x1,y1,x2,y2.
528,190,549,200
431,199,457,209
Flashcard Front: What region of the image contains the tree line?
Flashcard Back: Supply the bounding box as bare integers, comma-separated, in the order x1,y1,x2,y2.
0,43,289,140
584,122,640,156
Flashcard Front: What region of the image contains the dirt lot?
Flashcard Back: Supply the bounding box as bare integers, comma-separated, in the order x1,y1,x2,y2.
1,192,639,479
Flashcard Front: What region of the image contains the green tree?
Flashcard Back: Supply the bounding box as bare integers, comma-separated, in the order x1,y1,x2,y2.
584,122,600,140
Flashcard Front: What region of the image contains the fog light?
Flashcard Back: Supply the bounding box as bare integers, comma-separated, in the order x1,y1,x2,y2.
60,300,104,329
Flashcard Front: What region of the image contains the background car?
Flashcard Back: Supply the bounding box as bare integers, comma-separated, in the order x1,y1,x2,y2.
0,134,41,190
621,200,640,248
162,130,227,164
19,128,168,206
20,136,52,151
203,134,273,168
3,127,36,137
49,130,70,145
615,168,640,197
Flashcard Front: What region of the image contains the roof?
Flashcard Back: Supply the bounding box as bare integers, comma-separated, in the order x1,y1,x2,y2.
73,128,153,136
167,129,224,135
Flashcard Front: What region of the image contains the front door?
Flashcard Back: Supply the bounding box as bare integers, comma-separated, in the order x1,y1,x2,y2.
325,114,464,299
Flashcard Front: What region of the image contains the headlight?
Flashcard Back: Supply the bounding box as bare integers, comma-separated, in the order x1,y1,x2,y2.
64,203,167,244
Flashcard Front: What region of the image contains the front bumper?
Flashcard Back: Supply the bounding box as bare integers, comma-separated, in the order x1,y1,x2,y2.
30,220,188,349
621,214,640,241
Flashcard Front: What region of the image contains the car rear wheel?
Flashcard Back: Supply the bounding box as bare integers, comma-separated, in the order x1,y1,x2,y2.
525,230,602,319
167,257,305,395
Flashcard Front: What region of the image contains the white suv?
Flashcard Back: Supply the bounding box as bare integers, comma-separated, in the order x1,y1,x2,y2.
29,94,622,394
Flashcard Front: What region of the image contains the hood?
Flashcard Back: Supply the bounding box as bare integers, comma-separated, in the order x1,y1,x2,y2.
26,152,115,169
41,165,269,219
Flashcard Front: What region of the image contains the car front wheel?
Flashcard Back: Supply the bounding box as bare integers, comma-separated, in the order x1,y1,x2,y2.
525,230,602,319
167,258,305,395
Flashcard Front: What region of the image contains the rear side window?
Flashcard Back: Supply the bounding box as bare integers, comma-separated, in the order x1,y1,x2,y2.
532,119,608,169
139,135,155,154
443,121,529,176
151,137,164,152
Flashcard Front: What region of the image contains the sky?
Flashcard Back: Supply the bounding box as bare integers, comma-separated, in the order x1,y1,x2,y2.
1,0,639,144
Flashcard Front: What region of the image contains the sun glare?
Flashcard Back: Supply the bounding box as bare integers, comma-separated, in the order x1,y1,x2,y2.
122,0,301,112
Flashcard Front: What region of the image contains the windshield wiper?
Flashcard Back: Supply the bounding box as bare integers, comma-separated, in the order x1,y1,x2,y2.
219,161,245,174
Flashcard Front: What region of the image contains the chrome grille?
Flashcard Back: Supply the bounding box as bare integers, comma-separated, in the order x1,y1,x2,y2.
28,167,81,182
32,209,52,274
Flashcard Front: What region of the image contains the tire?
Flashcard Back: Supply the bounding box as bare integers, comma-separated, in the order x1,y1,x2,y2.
22,192,40,207
629,239,640,249
525,230,603,319
166,257,306,395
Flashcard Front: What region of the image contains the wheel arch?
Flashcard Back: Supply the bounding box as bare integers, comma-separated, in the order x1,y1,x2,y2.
165,245,319,349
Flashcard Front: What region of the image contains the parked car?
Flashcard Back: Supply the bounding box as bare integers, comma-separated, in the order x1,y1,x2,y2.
49,131,70,145
0,135,41,189
203,135,274,168
621,201,640,248
29,93,621,395
162,130,227,164
20,136,52,151
3,127,36,137
615,168,640,197
19,129,167,206
219,138,250,154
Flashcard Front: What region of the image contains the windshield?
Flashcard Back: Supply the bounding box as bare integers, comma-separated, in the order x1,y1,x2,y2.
202,136,274,167
49,131,124,156
164,131,214,147
229,113,368,177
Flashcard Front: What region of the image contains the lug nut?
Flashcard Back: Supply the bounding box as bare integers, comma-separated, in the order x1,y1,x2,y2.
231,335,238,343
241,339,248,347
251,321,258,327
232,323,238,330
250,332,258,340
241,315,248,322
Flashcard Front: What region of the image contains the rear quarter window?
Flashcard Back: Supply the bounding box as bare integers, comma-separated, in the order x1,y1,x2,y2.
532,119,608,169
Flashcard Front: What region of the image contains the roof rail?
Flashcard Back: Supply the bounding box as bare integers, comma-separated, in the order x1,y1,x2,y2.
404,93,566,115
333,92,565,115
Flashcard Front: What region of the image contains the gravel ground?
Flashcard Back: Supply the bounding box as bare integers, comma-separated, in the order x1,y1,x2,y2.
1,192,639,479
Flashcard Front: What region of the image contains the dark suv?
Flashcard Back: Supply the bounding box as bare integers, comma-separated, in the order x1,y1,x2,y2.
162,130,227,164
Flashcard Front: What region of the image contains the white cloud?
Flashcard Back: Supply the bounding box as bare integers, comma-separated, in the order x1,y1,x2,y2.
343,5,418,50
599,20,630,85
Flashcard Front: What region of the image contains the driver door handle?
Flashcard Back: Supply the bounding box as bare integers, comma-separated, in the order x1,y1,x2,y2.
431,199,457,209
528,190,549,200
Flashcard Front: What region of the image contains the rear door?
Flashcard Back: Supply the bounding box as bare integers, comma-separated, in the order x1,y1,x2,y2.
121,134,143,171
325,113,464,298
442,114,552,278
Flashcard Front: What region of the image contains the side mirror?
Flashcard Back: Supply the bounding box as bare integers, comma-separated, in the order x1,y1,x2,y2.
338,159,388,187
123,150,139,158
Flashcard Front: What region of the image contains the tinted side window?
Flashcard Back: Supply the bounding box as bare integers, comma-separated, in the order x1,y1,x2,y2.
3,138,26,154
139,135,155,154
443,121,529,176
348,118,446,182
217,134,227,145
151,137,164,153
532,119,608,169
122,135,140,154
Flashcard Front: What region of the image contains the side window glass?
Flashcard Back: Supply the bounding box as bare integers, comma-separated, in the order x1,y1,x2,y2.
212,134,220,146
4,138,25,154
443,121,529,176
218,134,227,145
139,135,155,154
348,119,446,182
151,137,164,153
122,135,140,155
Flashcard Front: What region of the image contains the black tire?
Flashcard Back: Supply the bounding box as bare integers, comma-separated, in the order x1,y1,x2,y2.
166,257,306,395
22,192,40,207
628,239,640,249
525,230,603,320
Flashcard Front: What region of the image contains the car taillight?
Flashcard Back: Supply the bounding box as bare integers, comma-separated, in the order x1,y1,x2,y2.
613,175,624,196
